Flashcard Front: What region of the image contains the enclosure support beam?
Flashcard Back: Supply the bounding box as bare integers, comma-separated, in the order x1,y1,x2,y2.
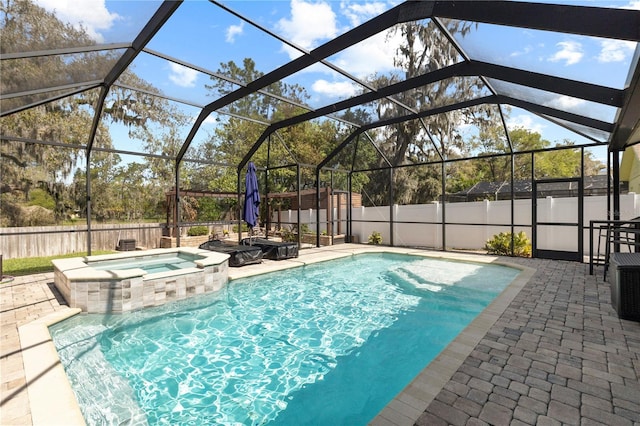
85,153,92,256
236,169,242,245
330,171,334,238
511,152,516,256
319,97,492,174
238,56,622,174
84,1,180,252
607,151,612,220
613,149,621,221
182,1,423,167
609,47,640,150
497,96,613,133
499,104,515,256
531,153,537,256
432,1,640,42
297,165,301,249
315,170,321,248
347,174,353,243
441,162,446,251
175,161,181,247
266,137,271,238
389,168,394,247
580,147,585,258
0,82,103,118
85,86,109,255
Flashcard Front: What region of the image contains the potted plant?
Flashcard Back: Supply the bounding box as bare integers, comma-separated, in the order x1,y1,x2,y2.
368,231,382,245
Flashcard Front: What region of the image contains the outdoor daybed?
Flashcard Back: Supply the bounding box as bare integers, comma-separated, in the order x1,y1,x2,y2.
241,237,299,260
199,240,263,267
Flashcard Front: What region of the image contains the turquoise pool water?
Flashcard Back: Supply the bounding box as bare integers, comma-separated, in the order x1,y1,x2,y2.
50,253,520,425
88,252,204,274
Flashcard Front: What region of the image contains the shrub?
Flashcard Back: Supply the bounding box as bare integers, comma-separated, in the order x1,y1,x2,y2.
232,223,249,233
368,231,382,245
187,225,209,237
281,227,296,242
279,224,315,242
28,188,55,210
484,231,531,257
22,205,55,226
299,223,311,234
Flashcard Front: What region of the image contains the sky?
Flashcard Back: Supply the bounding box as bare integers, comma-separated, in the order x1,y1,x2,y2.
33,0,640,164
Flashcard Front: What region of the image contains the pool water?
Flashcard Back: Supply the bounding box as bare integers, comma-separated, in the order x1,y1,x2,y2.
88,252,203,274
50,253,520,425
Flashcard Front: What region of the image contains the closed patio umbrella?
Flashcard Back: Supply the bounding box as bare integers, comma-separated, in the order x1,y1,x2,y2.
242,161,260,237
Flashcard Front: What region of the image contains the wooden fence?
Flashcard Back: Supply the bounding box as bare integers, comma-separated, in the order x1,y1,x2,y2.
0,223,165,259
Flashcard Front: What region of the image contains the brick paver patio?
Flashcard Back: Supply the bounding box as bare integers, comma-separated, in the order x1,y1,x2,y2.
1,273,67,425
416,257,640,426
1,253,639,425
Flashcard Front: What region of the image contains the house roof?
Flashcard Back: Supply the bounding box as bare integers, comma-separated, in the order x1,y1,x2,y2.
453,175,610,198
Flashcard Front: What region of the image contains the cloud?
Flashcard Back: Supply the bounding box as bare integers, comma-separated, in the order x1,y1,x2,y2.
329,29,402,78
597,39,635,63
226,22,244,43
277,0,337,57
34,0,119,43
312,79,360,98
622,0,640,10
544,95,585,111
510,45,533,58
340,1,388,27
202,114,218,125
168,63,198,88
548,41,583,66
507,114,545,134
592,1,638,63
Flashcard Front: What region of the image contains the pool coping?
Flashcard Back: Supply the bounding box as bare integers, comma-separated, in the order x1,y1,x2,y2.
21,245,534,426
18,308,85,426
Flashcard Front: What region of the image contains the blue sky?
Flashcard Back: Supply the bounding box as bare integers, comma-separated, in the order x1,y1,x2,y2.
34,0,640,163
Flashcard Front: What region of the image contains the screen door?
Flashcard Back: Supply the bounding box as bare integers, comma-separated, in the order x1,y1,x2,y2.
532,178,583,261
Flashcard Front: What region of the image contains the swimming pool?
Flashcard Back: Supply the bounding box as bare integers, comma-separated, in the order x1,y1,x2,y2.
89,251,205,274
50,252,520,425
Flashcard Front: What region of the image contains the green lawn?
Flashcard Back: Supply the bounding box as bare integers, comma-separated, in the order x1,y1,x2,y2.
2,251,115,277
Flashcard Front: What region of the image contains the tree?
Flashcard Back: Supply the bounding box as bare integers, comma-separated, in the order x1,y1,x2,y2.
449,127,606,195
2,0,192,224
0,0,118,224
358,20,499,205
198,59,348,193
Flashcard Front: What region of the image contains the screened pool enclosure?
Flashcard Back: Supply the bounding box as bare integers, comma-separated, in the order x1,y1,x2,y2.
1,0,640,263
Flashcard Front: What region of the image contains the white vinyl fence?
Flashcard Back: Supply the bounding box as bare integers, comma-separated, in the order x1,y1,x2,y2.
273,193,640,255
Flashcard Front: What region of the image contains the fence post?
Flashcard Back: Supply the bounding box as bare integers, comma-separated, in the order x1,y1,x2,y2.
484,199,490,243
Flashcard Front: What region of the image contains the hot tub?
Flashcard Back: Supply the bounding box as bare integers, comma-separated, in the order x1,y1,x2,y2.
52,248,230,314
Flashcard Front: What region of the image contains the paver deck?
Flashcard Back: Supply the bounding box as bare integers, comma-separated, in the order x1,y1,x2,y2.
1,247,639,425
414,257,640,426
